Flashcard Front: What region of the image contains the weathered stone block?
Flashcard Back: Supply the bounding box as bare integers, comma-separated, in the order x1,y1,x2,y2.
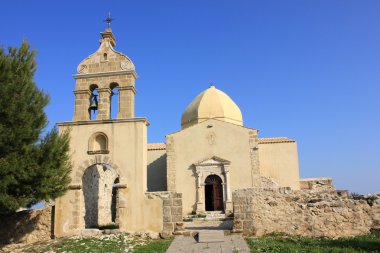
163,199,172,206
163,206,171,216
171,207,182,215
163,222,174,232
173,199,182,206
172,215,182,222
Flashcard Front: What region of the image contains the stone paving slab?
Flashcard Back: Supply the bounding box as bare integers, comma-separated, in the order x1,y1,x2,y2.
166,234,250,253
184,220,233,231
198,230,225,243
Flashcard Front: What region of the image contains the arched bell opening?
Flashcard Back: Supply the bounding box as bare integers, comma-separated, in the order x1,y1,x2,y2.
204,175,224,211
110,82,119,119
89,84,99,120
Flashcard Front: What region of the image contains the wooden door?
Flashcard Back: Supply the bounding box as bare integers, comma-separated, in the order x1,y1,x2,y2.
213,181,223,211
204,175,224,211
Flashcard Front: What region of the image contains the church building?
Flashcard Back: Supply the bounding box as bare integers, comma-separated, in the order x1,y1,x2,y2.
53,25,325,237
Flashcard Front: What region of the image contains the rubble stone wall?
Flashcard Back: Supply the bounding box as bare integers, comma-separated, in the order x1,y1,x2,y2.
0,207,53,250
233,188,380,238
300,178,335,192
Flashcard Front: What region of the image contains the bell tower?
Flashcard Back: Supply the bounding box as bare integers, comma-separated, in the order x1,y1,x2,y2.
55,17,162,238
72,24,137,121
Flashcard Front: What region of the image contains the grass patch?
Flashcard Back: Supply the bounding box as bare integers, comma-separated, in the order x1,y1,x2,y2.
133,239,172,253
22,234,173,253
246,229,380,253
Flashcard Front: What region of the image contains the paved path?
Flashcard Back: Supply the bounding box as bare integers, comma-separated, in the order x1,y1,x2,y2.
166,234,251,253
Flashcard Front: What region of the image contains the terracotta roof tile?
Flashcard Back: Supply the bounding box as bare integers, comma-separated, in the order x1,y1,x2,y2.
147,143,166,150
258,137,296,144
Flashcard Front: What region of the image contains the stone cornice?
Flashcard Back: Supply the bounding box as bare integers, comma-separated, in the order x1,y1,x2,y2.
73,70,138,79
118,85,137,94
57,117,150,126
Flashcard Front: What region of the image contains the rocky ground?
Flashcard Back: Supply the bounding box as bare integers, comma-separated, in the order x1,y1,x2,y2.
0,233,172,253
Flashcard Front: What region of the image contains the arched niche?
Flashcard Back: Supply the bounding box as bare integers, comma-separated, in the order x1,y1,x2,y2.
88,132,109,155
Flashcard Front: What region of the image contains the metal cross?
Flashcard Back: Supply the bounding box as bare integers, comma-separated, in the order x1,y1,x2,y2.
104,12,114,29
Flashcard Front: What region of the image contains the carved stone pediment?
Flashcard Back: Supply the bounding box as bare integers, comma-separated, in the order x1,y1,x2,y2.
194,156,230,166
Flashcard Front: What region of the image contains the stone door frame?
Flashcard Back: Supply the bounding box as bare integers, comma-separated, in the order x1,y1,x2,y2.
194,156,232,214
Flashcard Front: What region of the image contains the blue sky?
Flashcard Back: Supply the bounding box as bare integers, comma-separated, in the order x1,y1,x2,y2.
1,0,379,194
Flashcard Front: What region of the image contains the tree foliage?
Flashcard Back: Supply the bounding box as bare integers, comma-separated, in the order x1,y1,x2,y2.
0,41,72,214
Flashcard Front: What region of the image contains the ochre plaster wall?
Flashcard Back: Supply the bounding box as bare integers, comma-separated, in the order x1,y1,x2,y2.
167,119,258,214
258,142,300,190
147,150,167,192
54,119,163,237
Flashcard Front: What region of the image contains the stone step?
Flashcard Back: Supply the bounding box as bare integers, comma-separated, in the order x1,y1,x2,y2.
198,230,225,243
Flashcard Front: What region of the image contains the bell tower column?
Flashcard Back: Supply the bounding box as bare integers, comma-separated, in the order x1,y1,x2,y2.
73,90,91,121
96,88,112,120
118,86,136,119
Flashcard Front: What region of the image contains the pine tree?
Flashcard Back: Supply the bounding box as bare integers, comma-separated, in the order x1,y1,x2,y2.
0,41,72,214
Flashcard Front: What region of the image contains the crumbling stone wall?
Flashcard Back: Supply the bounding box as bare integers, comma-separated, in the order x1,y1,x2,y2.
146,191,182,236
300,178,335,192
0,207,53,251
233,188,380,238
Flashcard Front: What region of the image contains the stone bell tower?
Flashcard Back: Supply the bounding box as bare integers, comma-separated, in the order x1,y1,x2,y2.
73,26,137,121
55,20,164,238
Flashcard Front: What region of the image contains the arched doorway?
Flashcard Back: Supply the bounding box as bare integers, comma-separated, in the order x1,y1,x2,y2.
82,164,119,228
204,175,224,211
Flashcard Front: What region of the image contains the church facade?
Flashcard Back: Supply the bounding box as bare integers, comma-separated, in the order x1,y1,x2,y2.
54,26,325,237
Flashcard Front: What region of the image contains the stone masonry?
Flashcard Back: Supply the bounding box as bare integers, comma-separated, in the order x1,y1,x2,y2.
146,191,182,236
0,207,53,251
233,187,380,238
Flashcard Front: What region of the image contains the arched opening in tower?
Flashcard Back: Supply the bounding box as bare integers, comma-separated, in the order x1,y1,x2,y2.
110,82,119,119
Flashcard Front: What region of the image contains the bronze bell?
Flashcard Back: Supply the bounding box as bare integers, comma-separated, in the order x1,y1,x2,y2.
89,94,98,111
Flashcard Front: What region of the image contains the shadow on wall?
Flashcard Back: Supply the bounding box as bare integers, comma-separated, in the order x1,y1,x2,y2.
82,165,100,228
0,207,52,246
147,154,167,192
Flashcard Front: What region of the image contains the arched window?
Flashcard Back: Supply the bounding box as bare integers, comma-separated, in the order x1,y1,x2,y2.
103,53,108,61
88,132,109,154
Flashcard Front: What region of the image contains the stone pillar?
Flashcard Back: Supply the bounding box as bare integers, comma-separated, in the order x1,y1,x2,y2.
73,90,91,121
224,166,233,213
118,86,136,119
115,184,127,231
96,88,112,120
68,184,82,230
195,170,205,213
166,136,176,192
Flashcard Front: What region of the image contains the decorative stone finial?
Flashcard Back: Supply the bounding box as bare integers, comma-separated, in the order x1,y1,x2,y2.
100,13,116,47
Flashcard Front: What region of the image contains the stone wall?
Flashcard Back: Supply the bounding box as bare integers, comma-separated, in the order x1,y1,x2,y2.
0,207,53,251
300,178,335,191
233,188,380,238
146,191,182,236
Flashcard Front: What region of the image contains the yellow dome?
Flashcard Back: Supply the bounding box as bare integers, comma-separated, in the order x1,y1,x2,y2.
181,86,243,129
